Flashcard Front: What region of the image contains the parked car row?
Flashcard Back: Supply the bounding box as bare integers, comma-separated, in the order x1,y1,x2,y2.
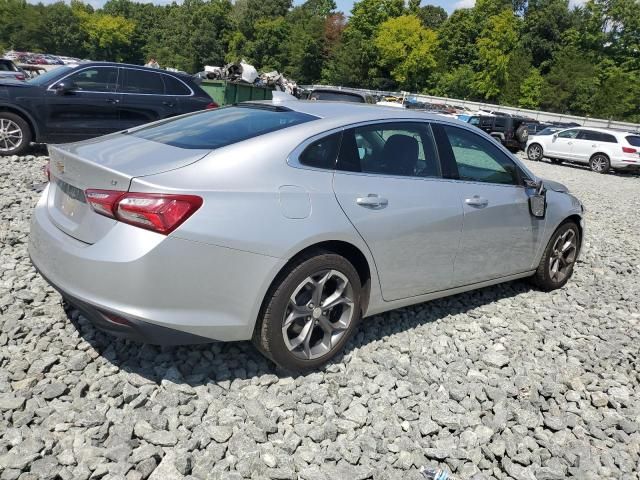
0,62,215,155
526,127,640,173
4,50,86,66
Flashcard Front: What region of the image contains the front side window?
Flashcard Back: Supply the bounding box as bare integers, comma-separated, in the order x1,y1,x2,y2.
557,129,579,139
67,68,118,92
337,122,440,178
439,125,520,185
299,133,341,169
129,105,316,150
121,69,164,95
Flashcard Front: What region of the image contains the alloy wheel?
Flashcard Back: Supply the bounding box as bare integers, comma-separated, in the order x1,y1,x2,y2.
590,155,608,173
528,144,542,161
548,229,578,283
282,269,354,360
0,119,23,153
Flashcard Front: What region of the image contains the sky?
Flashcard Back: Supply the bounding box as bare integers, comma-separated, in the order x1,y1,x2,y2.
28,0,476,14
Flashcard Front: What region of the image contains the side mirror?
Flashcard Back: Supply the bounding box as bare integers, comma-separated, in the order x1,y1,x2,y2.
54,81,74,95
525,179,546,218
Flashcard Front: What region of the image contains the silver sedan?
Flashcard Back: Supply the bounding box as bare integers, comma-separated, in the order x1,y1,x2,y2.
29,101,585,371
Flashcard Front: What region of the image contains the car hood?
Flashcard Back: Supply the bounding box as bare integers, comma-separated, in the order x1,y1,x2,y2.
542,178,569,193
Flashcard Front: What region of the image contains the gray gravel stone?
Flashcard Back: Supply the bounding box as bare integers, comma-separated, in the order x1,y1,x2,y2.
0,153,639,479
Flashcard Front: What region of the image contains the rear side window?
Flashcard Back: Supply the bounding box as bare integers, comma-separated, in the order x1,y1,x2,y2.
309,91,365,103
626,136,640,147
337,122,440,178
129,106,316,149
598,132,617,143
121,69,164,94
436,125,520,185
163,75,191,95
494,118,506,128
299,133,341,169
577,130,599,141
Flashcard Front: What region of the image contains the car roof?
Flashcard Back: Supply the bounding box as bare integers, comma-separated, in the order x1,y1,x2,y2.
562,126,638,136
79,62,192,78
248,100,449,123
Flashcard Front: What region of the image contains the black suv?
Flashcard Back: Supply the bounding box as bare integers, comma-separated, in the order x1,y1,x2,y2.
0,62,214,155
468,115,530,151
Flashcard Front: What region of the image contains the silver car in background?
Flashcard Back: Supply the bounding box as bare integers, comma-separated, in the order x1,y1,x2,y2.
29,102,585,371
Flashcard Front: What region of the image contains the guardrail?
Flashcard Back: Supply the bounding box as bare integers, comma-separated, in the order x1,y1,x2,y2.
301,85,640,132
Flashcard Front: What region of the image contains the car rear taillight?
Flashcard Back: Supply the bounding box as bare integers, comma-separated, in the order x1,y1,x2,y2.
15,74,25,81
85,190,202,235
206,102,219,109
622,146,637,154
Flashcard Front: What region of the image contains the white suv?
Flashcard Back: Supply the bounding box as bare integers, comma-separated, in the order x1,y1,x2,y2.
526,127,640,173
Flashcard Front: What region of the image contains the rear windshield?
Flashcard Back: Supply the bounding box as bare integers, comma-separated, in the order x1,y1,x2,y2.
309,91,365,103
626,136,640,147
129,106,317,150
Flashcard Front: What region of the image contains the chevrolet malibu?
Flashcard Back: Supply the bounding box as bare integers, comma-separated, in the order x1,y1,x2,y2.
29,102,585,371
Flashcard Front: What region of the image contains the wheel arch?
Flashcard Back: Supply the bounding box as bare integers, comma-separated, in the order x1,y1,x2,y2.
561,214,584,255
0,104,40,140
589,151,609,161
257,240,374,334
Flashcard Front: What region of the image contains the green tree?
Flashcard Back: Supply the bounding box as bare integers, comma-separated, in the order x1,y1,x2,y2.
75,9,136,61
375,15,438,90
473,8,519,100
521,0,573,69
417,5,447,30
518,67,544,108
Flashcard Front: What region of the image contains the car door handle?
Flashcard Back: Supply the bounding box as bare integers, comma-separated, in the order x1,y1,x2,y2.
465,196,489,207
356,194,388,209
567,141,573,145
162,101,175,107
106,98,119,104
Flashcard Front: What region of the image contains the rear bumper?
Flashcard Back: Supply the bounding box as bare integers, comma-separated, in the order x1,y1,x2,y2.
28,188,284,344
611,157,640,170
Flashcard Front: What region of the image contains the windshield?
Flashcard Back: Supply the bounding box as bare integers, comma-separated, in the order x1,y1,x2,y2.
626,136,640,147
129,105,317,150
537,127,559,136
309,91,365,103
27,66,74,86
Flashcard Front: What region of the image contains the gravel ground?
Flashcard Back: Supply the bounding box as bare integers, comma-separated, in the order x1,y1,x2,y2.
0,152,639,480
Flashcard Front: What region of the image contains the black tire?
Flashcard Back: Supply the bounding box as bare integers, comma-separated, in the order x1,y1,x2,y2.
550,159,563,165
253,252,362,372
527,143,543,161
515,125,529,144
589,153,610,174
0,112,32,156
530,222,580,291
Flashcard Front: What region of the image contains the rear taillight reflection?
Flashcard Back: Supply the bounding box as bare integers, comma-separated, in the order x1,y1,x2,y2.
85,190,202,235
43,161,50,182
206,102,219,109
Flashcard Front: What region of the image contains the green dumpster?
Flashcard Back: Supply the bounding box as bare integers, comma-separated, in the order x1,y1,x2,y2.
199,80,273,106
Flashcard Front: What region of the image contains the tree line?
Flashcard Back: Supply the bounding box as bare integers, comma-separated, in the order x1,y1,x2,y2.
1,0,639,122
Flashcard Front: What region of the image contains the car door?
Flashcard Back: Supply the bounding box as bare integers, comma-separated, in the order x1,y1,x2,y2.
431,123,545,286
546,128,580,159
332,121,463,301
117,67,178,130
572,129,601,164
44,66,120,142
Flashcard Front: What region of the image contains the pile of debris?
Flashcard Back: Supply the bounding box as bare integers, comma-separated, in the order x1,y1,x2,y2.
195,60,298,95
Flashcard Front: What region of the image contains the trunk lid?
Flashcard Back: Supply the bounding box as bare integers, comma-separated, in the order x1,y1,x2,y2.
47,133,210,244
